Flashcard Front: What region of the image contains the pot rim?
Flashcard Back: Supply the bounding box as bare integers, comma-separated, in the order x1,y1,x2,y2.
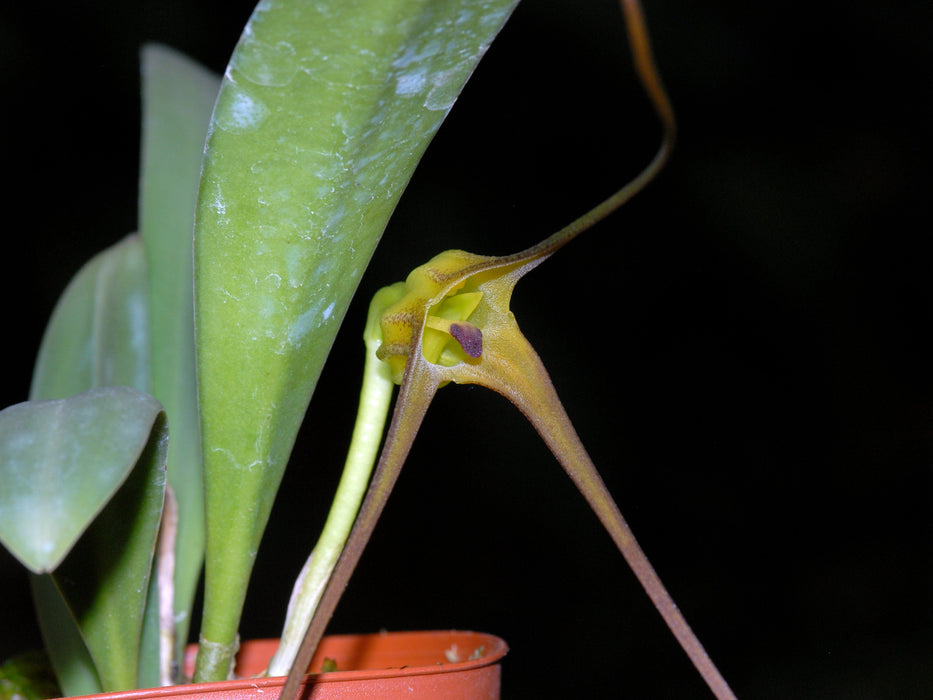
69,630,507,700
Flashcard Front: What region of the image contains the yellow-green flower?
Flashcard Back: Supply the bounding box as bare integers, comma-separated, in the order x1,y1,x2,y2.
280,1,738,698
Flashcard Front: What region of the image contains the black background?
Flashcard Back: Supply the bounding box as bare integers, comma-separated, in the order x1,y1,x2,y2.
3,0,933,697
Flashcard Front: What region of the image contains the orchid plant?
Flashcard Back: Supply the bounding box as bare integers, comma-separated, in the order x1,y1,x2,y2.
0,0,738,698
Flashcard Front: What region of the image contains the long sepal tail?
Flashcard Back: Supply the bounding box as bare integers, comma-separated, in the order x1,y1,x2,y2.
453,323,738,700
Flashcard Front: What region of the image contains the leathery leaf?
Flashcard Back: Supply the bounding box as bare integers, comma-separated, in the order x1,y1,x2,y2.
193,0,519,680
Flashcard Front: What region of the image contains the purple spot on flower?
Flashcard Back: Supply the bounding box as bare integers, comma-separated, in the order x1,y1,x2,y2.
449,322,483,358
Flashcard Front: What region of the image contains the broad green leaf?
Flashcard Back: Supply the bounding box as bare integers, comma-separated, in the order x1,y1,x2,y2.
193,0,519,680
138,43,220,678
48,402,167,692
15,389,168,695
22,234,166,693
0,387,163,573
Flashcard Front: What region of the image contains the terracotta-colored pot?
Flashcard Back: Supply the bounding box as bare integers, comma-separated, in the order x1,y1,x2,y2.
70,631,507,700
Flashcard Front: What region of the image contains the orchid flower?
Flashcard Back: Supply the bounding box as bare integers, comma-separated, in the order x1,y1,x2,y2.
281,1,738,699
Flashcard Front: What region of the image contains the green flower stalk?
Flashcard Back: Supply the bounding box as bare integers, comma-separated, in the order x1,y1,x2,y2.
267,289,396,677
282,1,738,699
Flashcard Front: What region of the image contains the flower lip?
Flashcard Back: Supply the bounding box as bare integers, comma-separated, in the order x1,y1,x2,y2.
448,321,483,358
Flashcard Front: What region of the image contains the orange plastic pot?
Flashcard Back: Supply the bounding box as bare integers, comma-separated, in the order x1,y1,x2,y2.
69,631,507,700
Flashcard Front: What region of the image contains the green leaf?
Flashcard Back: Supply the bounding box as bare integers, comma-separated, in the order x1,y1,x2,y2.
47,402,168,693
0,388,164,574
193,0,519,680
138,43,220,676
30,234,150,399
28,575,101,697
8,389,169,695
20,233,167,693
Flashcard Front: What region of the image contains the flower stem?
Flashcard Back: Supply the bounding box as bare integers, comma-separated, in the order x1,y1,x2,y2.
267,291,397,677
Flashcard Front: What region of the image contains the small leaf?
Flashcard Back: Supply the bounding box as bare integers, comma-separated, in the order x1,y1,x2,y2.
0,387,165,574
